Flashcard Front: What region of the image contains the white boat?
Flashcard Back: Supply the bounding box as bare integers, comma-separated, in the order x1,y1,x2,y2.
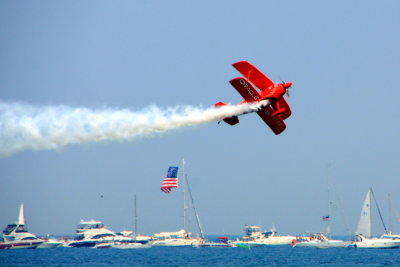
68,219,150,248
233,225,295,246
110,241,152,249
293,167,350,248
292,233,350,248
152,229,203,246
196,236,236,248
351,188,400,248
0,203,44,249
152,159,205,247
36,237,64,248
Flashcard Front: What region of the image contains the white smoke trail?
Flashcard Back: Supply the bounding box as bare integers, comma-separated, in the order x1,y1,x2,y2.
0,101,267,157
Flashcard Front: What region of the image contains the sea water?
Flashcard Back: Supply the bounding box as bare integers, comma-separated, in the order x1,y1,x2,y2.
1,246,400,266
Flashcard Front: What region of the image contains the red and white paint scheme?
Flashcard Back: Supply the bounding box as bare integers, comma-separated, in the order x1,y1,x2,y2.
216,60,293,135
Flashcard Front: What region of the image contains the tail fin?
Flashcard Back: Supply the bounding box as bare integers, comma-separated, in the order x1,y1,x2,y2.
214,102,239,126
214,102,228,108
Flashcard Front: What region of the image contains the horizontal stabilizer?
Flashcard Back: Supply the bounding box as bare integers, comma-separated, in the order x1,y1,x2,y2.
214,102,239,126
224,116,239,126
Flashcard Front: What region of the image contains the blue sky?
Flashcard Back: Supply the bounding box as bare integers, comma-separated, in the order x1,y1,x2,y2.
1,1,399,236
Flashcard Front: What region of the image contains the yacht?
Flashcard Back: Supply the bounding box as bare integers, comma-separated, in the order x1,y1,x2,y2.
232,225,295,246
0,203,44,249
350,188,400,248
68,219,150,248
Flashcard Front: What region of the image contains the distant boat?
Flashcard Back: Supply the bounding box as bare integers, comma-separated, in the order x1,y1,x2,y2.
36,236,64,248
292,233,350,248
350,188,400,248
196,236,236,248
67,219,150,248
153,159,204,247
0,203,44,249
232,225,295,246
152,229,203,246
292,166,350,248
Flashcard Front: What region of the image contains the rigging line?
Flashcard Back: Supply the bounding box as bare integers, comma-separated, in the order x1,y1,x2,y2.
185,173,205,240
370,188,388,235
329,168,351,234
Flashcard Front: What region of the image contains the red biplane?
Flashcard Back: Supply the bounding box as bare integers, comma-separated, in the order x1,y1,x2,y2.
215,60,293,135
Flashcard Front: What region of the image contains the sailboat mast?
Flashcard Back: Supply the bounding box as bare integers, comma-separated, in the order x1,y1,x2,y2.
134,194,137,238
185,172,205,239
182,158,187,233
326,164,332,236
388,193,393,234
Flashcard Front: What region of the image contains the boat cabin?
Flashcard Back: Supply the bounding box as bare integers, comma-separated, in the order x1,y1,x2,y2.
244,225,262,237
76,220,105,233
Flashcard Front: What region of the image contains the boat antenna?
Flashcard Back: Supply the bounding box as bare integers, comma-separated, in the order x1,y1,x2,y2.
370,188,388,235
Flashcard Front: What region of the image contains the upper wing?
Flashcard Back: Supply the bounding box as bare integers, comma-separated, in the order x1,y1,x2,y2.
229,77,261,102
232,61,274,91
256,106,286,135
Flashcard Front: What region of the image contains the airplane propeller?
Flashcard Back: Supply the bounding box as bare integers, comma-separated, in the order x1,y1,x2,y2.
279,77,292,97
283,82,293,97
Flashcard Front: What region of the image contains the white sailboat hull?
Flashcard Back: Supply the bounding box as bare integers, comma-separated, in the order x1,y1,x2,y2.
353,238,400,249
153,238,202,247
234,236,295,246
294,240,350,248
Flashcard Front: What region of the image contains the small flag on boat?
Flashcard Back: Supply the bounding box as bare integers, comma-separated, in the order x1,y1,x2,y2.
322,215,330,221
160,166,179,193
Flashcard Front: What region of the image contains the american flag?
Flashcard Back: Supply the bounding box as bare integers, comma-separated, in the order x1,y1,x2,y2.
160,166,179,193
322,215,330,221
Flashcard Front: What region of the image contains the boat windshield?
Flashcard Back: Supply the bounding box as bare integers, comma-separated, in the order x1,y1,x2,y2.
263,231,277,238
74,234,85,241
3,224,27,235
92,233,115,239
77,223,104,230
22,236,37,240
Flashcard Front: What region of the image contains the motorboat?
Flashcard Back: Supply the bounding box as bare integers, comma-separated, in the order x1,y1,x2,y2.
68,219,150,248
232,225,295,246
36,236,64,248
196,236,236,248
0,203,44,249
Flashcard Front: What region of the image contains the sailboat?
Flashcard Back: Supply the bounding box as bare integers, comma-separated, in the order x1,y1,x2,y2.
293,165,350,248
351,188,400,248
106,195,153,249
152,159,205,246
